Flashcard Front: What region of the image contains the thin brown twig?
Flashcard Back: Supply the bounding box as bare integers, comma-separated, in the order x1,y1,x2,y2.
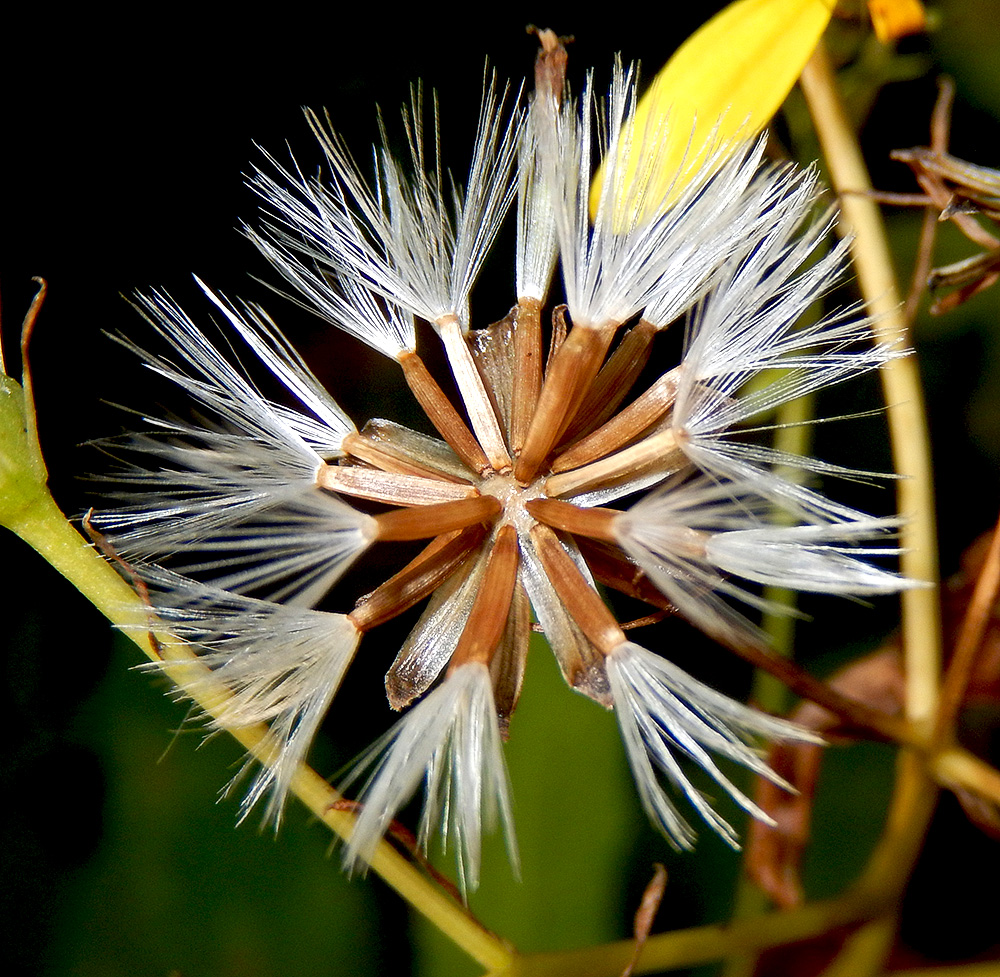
930,77,955,153
618,611,671,631
620,864,667,977
81,508,164,660
903,205,940,327
903,77,953,326
328,800,467,905
733,640,913,745
17,278,48,480
934,510,1000,744
849,77,1000,324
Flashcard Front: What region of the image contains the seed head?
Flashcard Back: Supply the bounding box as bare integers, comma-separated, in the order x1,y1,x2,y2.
96,55,919,893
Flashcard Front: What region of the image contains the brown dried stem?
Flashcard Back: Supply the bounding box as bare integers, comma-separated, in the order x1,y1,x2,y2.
448,525,521,669
349,526,488,632
515,323,615,482
372,496,501,541
934,510,1000,744
510,296,544,454
397,348,490,474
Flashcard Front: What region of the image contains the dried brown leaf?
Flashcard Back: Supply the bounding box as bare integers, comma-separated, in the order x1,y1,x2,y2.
746,649,905,906
746,741,824,908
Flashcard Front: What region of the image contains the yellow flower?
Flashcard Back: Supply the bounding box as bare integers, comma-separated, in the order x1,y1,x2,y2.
868,0,927,44
592,0,834,225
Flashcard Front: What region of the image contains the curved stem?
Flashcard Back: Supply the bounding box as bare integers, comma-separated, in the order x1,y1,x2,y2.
797,39,943,977
931,746,1000,805
800,41,942,729
6,495,513,973
500,751,937,977
495,894,875,977
934,511,1000,743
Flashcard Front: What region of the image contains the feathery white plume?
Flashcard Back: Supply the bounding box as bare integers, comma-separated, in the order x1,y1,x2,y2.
137,570,362,826
254,81,522,333
704,519,919,595
96,290,375,606
343,662,518,895
615,474,916,649
247,159,417,358
546,62,773,332
640,157,808,329
197,281,355,450
121,288,355,459
607,641,819,848
671,193,902,521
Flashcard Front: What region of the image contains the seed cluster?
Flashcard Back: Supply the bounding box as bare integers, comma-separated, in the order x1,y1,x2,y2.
97,36,916,890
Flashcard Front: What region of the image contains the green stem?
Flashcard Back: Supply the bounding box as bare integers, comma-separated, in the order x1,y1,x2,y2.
799,41,942,729
7,495,513,973
494,894,873,976
797,39,943,977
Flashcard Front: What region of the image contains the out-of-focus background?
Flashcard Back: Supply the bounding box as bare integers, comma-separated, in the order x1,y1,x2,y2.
2,3,999,974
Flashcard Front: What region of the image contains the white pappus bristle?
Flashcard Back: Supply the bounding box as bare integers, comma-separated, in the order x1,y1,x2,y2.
136,571,363,827
342,662,518,895
606,641,820,849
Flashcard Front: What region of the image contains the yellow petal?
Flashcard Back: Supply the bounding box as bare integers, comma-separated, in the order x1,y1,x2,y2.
592,0,834,225
868,0,926,44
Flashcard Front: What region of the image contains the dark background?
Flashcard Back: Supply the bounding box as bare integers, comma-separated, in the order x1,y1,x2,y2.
2,3,1000,975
